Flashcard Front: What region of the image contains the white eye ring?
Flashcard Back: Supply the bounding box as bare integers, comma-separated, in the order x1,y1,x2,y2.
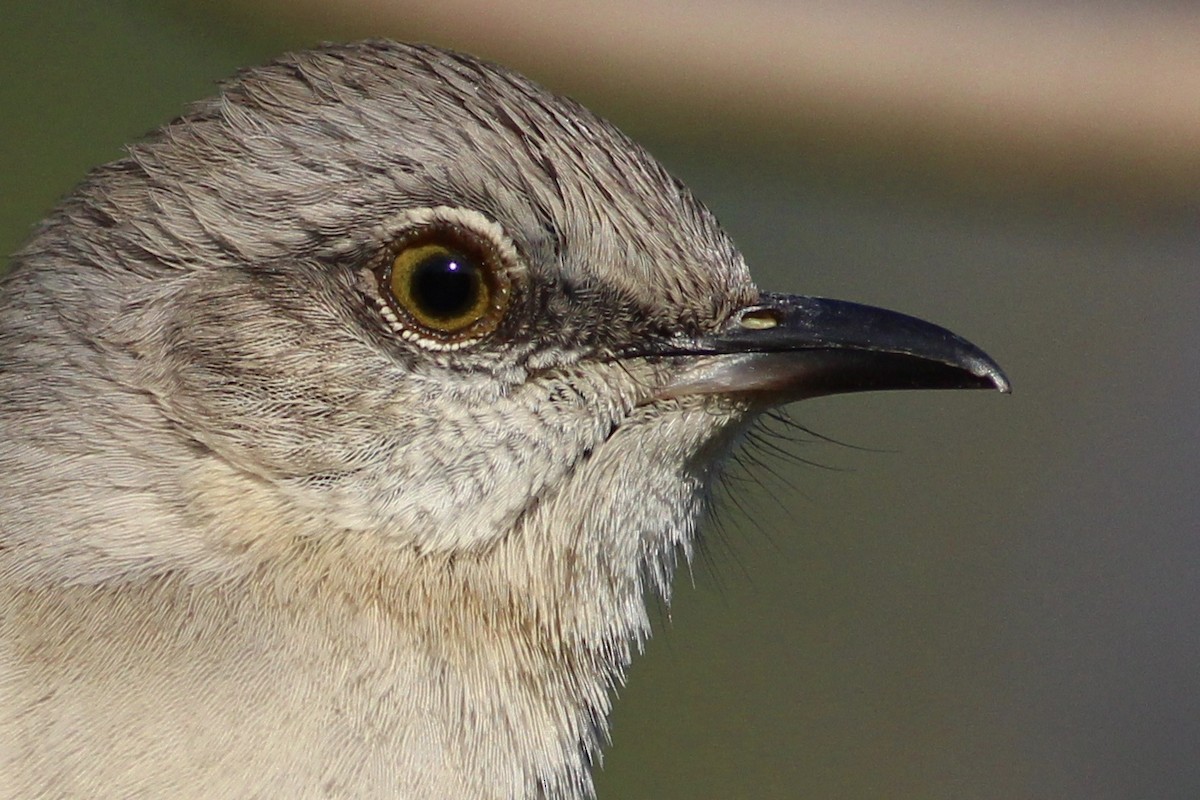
372,207,524,351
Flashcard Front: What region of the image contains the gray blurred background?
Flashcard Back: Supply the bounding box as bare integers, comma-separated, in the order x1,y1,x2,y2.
3,1,1198,797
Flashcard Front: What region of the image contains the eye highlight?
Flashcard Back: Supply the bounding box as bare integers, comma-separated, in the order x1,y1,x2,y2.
378,224,513,347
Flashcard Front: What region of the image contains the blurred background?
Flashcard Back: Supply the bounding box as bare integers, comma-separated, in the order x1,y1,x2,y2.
3,1,1198,797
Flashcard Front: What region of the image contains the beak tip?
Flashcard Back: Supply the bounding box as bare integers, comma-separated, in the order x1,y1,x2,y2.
967,354,1011,395
986,370,1012,395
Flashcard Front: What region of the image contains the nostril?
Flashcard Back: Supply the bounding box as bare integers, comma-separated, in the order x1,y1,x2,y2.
738,307,780,331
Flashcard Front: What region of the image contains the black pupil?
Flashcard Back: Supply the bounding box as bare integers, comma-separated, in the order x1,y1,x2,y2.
411,250,481,321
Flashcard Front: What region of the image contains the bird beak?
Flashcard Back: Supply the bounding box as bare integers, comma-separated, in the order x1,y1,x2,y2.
645,293,1010,403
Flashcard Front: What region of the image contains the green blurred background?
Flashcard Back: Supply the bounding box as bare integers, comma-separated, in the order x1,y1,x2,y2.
3,1,1198,798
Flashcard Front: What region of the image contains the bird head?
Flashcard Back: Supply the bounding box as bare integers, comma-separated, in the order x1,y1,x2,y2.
3,39,1005,612
0,40,1009,798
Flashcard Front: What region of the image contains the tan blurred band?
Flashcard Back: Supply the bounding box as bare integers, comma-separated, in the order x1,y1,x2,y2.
264,0,1200,204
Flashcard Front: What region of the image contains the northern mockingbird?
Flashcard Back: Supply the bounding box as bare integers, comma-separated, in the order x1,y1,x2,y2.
0,41,1007,799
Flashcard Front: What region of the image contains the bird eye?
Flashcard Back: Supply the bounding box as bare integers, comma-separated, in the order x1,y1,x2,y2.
380,226,512,345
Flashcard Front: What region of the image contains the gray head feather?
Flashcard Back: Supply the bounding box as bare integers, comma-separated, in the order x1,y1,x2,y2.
1,41,757,798
0,39,1007,800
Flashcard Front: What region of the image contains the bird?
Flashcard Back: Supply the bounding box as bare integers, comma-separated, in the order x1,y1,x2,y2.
0,40,1008,799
